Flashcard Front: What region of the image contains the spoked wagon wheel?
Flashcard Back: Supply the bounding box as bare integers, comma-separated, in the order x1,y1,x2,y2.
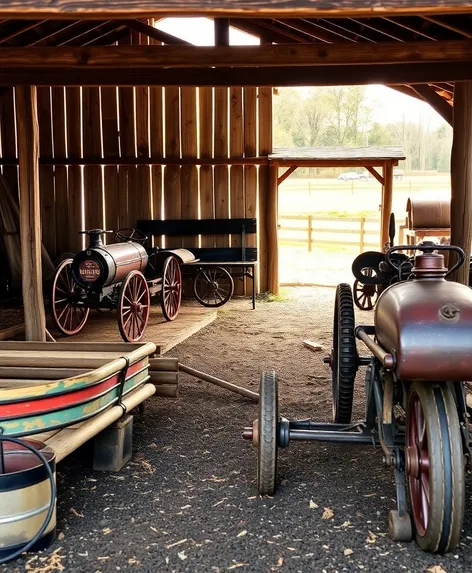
328,283,357,424
256,371,279,496
353,268,378,310
117,270,150,342
161,256,182,321
405,383,465,553
193,267,234,307
51,258,89,336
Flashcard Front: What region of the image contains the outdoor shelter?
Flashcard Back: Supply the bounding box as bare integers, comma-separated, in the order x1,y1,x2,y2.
270,146,406,254
0,3,471,341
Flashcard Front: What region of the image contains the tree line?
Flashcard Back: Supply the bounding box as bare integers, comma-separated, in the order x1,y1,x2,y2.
273,87,452,173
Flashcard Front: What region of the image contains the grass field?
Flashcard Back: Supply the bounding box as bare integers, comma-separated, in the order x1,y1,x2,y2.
278,174,451,285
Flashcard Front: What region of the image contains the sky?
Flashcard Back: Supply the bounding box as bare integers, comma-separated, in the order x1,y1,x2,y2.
156,17,447,129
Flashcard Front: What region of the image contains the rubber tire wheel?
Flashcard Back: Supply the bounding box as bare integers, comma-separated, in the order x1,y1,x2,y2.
257,371,279,496
388,510,413,542
331,283,357,424
193,267,235,308
406,383,465,553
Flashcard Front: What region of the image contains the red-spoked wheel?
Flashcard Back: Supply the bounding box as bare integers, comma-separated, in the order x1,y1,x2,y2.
353,267,378,310
51,258,89,336
117,270,150,342
405,383,465,553
161,256,182,321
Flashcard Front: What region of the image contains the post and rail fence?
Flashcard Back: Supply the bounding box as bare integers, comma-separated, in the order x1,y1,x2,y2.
277,214,386,253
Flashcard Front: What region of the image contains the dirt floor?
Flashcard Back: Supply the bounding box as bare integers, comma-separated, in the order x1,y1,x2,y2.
2,287,472,572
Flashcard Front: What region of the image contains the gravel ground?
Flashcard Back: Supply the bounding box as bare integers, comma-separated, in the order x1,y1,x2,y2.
2,286,472,573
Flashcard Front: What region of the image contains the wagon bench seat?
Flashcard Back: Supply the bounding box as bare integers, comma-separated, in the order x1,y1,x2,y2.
138,218,258,309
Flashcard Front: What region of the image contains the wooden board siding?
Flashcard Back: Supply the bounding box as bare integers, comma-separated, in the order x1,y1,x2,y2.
51,87,69,255
164,85,181,248
0,88,18,197
101,86,120,235
199,86,214,248
230,86,244,294
214,87,229,248
37,87,56,259
244,87,258,292
65,87,83,253
180,86,198,247
82,86,103,231
117,33,136,230
0,33,272,297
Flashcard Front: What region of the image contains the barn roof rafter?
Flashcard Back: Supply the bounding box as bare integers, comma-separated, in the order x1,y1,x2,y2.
0,10,471,118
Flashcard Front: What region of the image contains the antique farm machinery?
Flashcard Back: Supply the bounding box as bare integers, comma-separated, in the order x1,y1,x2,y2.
51,229,183,342
351,212,410,310
244,244,471,553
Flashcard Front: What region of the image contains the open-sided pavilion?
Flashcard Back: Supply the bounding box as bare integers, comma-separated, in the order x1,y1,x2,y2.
0,1,471,341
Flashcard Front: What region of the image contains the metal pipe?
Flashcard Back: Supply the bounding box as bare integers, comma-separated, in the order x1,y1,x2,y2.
288,429,376,444
179,364,259,402
356,329,395,369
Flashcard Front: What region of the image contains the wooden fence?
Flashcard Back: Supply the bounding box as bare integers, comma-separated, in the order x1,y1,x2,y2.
278,215,381,252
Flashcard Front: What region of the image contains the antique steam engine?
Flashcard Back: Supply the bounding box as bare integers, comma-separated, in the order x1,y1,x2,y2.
51,228,184,342
72,230,148,291
244,244,471,553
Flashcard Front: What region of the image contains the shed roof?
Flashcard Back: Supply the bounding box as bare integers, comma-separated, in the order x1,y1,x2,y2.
269,146,406,164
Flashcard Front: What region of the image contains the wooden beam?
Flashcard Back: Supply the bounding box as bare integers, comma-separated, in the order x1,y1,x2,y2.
449,81,472,285
380,162,394,250
389,84,425,101
365,166,385,185
2,61,472,87
2,1,472,19
277,165,297,186
423,16,472,39
4,40,472,69
15,85,46,342
34,156,265,166
267,163,279,295
0,21,45,44
413,84,453,125
122,19,192,45
215,18,230,46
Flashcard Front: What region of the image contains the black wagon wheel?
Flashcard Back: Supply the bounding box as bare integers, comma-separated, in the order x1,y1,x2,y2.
117,270,150,342
329,283,357,424
353,267,378,310
51,258,89,336
405,382,465,553
256,371,279,496
193,266,235,308
161,256,182,321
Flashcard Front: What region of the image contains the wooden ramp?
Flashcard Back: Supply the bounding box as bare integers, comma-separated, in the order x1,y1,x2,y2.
53,304,217,355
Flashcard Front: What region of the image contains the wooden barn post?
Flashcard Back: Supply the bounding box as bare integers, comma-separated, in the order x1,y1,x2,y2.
380,161,393,250
15,85,46,341
267,163,279,294
450,81,472,284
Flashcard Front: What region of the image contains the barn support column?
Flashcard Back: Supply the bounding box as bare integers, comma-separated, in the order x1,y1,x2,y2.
450,81,472,284
380,161,393,250
267,163,279,295
15,85,46,341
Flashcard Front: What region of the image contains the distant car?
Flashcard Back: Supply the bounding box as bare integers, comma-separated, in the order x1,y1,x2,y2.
337,172,361,180
394,169,404,181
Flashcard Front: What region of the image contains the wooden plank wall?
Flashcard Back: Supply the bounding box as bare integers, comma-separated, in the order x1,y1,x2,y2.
0,29,272,293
